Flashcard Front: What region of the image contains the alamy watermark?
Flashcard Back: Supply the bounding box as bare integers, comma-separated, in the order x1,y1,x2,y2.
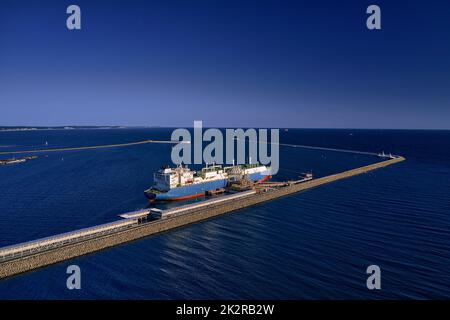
66,5,81,30
366,5,381,30
171,121,280,175
66,4,380,32
66,265,81,290
366,265,381,290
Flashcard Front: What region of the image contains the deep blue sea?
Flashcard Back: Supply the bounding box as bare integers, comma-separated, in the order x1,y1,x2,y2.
0,128,449,299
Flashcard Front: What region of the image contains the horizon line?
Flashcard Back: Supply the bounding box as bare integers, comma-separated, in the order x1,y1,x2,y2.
1,125,449,131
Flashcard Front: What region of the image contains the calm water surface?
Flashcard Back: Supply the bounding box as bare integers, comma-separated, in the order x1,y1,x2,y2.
0,129,449,299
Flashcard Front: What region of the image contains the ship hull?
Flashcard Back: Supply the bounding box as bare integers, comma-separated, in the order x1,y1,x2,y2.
145,171,271,202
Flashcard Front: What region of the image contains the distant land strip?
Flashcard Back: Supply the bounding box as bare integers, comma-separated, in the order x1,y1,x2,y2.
0,140,184,156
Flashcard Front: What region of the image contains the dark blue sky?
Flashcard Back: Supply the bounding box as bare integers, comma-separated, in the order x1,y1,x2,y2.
1,0,449,128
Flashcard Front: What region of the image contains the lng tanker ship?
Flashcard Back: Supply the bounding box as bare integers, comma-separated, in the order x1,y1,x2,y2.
144,163,271,201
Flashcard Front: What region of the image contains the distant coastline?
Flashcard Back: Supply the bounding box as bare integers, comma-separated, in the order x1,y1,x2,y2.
1,126,448,132
0,126,155,132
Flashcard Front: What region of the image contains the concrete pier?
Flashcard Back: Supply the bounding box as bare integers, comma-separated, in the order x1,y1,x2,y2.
0,156,405,280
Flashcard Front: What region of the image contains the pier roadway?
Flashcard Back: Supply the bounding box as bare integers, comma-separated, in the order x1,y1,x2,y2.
0,156,405,279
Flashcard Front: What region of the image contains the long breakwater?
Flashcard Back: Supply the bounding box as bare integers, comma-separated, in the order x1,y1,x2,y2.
0,156,405,280
0,139,182,156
